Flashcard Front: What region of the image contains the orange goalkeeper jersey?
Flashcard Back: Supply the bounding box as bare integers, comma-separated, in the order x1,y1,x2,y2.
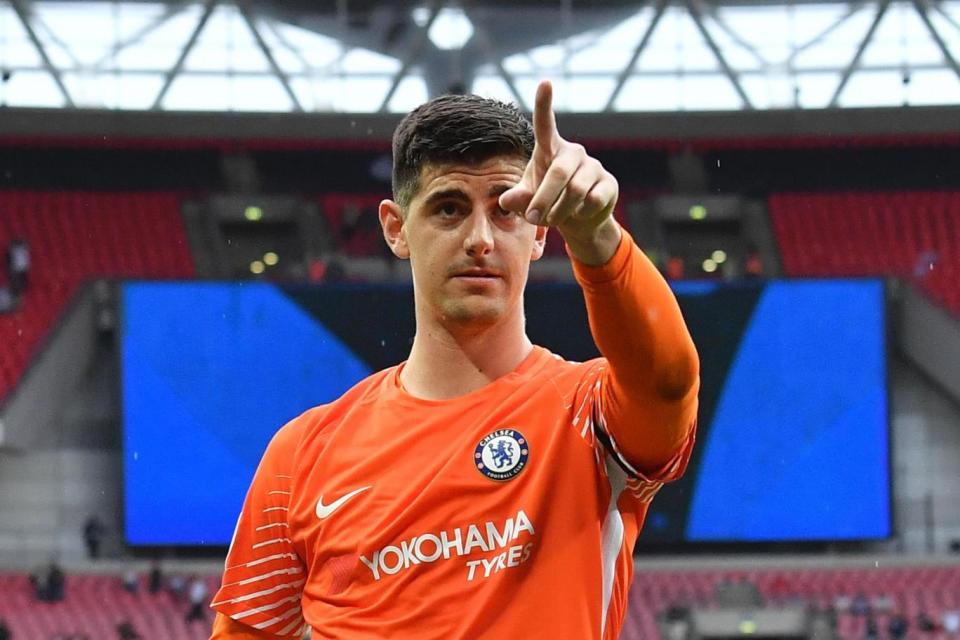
211,231,698,639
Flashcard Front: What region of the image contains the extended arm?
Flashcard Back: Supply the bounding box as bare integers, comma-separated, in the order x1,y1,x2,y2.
571,227,699,473
499,80,698,474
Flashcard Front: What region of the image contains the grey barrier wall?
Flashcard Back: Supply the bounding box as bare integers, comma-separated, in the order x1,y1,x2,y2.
0,284,98,449
899,285,960,404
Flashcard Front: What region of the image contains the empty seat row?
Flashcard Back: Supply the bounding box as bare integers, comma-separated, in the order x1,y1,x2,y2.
770,192,960,315
0,191,194,401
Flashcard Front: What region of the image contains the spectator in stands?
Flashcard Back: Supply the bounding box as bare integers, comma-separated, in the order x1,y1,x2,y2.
115,620,141,640
942,610,959,633
167,572,186,602
122,568,138,595
148,561,163,595
917,610,939,632
865,615,879,640
6,237,29,298
186,575,209,623
0,616,10,640
851,592,871,616
29,566,44,600
888,612,909,640
82,515,105,559
44,561,65,603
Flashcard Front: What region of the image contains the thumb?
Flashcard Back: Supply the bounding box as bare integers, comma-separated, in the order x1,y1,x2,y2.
499,185,534,215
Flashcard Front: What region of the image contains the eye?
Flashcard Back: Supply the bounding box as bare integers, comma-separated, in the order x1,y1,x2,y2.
437,202,460,217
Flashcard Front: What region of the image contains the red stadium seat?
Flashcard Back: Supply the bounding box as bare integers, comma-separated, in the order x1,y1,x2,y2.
0,572,215,640
630,565,960,640
0,191,195,402
770,192,960,316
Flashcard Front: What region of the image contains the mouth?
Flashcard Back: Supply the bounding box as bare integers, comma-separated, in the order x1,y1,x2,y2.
452,269,502,280
451,270,502,287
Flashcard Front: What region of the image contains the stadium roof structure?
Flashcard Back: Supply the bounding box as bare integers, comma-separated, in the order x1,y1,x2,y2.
0,0,958,113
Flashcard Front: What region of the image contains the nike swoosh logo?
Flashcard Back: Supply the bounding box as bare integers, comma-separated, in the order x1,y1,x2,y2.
316,486,372,520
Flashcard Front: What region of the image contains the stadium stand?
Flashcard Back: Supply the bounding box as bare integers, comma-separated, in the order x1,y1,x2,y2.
769,192,960,315
2,563,958,640
625,564,960,640
0,191,194,402
0,571,217,639
319,193,389,258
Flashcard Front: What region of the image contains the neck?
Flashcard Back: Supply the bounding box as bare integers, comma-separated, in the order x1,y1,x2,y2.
401,307,533,401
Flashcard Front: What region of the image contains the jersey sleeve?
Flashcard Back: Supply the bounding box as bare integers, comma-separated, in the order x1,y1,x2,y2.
570,227,700,487
572,359,696,500
210,419,308,637
210,612,285,639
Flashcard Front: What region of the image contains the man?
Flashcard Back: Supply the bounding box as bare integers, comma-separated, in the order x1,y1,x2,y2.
82,515,105,560
210,81,699,639
148,561,164,595
6,238,29,298
187,575,210,623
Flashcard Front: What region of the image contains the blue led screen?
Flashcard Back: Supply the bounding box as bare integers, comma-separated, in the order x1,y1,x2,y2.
121,279,889,546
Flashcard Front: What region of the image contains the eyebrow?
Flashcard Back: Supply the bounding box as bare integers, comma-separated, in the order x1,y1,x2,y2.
422,185,512,206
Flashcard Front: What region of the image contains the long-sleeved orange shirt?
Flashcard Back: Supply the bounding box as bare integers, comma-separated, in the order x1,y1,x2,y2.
211,228,699,639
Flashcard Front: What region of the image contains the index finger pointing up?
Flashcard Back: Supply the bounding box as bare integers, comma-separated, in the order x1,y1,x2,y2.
533,80,560,151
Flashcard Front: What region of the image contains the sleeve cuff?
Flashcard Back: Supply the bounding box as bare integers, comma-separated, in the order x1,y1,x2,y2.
569,226,636,286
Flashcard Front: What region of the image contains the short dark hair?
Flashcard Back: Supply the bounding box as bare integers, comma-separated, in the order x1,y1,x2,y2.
392,94,534,210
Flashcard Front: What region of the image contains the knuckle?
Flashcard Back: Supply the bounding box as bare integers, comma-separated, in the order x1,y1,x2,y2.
566,180,589,201
546,164,569,181
585,192,606,210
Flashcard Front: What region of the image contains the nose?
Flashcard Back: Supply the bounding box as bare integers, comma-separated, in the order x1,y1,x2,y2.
463,208,494,257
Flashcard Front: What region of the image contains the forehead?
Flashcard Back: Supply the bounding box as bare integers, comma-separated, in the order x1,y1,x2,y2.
414,156,527,198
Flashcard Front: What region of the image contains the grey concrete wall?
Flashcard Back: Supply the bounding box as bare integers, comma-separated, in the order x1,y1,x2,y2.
0,286,99,449
0,448,121,565
890,355,960,553
899,286,960,403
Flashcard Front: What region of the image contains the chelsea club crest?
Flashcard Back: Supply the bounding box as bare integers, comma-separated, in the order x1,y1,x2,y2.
475,429,529,481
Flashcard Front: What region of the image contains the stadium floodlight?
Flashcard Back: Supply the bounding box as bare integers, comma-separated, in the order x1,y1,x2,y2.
427,7,474,50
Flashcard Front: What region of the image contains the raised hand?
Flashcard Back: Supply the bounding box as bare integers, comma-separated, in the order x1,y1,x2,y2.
499,81,620,256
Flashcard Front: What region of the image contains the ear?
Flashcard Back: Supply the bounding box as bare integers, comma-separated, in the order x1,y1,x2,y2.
530,224,548,262
379,199,409,259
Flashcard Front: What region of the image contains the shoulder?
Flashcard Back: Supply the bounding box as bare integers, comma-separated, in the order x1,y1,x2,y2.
271,366,398,454
533,348,608,388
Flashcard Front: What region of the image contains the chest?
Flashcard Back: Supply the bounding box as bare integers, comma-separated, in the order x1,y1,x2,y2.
287,388,605,574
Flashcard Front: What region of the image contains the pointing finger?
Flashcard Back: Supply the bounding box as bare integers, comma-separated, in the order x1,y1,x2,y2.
525,143,586,225
533,80,560,152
